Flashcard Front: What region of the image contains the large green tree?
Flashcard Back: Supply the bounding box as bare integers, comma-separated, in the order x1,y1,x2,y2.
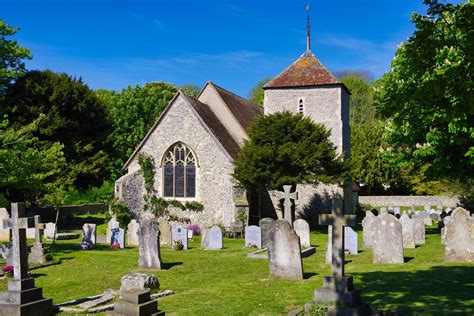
340,76,376,127
374,0,473,180
0,19,31,96
3,70,112,188
248,78,271,107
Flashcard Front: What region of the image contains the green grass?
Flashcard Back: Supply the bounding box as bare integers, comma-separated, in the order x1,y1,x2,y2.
1,226,473,315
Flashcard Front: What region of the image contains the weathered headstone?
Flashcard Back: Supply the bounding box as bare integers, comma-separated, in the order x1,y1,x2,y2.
0,208,10,241
28,215,46,264
138,213,162,269
293,219,311,248
204,226,223,250
245,225,262,248
172,226,188,250
111,227,125,249
277,185,298,226
444,207,474,262
44,222,56,240
0,203,53,314
372,213,404,264
159,221,172,247
268,220,303,280
344,227,358,254
413,218,426,245
413,211,432,226
127,219,140,246
106,216,120,244
259,218,275,249
399,213,416,249
362,211,376,248
82,223,97,245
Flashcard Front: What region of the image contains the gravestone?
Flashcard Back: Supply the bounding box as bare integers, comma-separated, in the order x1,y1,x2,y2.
444,207,474,262
278,185,298,226
399,214,416,249
187,229,193,240
344,227,358,254
245,225,262,248
0,208,9,241
380,207,387,214
44,222,56,240
413,218,426,245
293,219,311,248
106,216,120,244
268,220,303,280
393,206,401,216
26,226,35,240
111,227,125,249
413,211,432,226
441,216,451,244
138,213,162,269
372,213,404,264
424,205,431,212
172,226,188,250
362,211,376,248
82,223,97,245
0,243,13,266
127,220,140,246
0,203,53,315
159,221,172,247
204,226,223,250
259,218,275,249
28,215,46,264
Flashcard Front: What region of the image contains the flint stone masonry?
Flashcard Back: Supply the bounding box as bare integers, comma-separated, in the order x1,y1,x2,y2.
245,225,262,248
293,219,311,248
399,214,416,249
268,220,303,280
372,213,404,264
259,218,275,249
362,212,375,248
359,196,459,208
444,207,474,262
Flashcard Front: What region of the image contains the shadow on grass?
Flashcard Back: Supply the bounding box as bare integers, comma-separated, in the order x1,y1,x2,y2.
354,266,474,314
30,273,47,278
162,262,183,270
303,272,317,279
404,256,414,263
51,243,113,254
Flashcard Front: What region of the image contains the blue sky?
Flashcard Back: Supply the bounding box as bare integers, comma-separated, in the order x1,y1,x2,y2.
1,0,456,97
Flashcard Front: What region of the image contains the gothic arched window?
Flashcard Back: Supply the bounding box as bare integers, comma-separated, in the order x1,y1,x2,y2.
163,143,197,198
298,99,304,113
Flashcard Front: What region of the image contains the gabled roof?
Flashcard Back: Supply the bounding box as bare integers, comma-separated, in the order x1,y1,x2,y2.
264,51,339,89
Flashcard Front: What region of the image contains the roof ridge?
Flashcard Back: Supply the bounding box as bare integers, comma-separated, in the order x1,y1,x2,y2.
209,81,255,105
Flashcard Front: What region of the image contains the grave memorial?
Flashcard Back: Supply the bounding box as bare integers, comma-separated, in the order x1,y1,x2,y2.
277,185,298,226
244,225,262,248
293,219,311,248
259,218,275,249
372,213,404,264
28,215,46,264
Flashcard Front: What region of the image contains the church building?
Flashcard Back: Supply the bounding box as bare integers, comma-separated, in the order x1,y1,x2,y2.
115,21,350,227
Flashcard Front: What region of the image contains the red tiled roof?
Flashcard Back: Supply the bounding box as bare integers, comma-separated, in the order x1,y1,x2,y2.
264,51,339,89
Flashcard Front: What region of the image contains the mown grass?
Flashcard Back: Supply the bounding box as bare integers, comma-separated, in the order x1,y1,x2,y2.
1,225,473,315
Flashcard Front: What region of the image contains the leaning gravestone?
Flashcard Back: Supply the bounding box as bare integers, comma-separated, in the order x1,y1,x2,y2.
444,207,474,262
372,213,404,264
159,221,172,247
138,213,162,269
413,218,426,245
106,216,120,244
127,219,140,246
44,222,56,240
82,223,97,245
344,226,358,254
259,218,275,249
399,214,416,248
172,226,188,250
0,208,10,241
293,219,311,248
204,226,223,250
268,220,303,280
245,225,262,248
362,211,376,248
111,227,125,249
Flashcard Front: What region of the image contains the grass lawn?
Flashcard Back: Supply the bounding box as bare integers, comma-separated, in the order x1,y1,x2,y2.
1,225,473,315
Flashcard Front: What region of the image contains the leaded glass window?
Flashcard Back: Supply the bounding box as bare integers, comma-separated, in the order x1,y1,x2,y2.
162,143,197,198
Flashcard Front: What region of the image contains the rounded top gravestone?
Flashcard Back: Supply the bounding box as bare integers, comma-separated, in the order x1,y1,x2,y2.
205,226,223,250
444,207,474,263
245,225,262,248
293,219,311,248
372,213,404,264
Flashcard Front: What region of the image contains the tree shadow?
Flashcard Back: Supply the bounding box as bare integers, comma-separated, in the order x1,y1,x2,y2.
353,266,474,314
161,261,183,270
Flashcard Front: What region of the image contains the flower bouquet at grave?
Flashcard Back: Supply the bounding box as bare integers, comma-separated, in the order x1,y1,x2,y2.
187,223,201,235
173,239,184,251
2,265,13,278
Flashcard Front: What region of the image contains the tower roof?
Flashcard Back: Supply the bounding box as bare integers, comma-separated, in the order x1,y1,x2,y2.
263,52,339,89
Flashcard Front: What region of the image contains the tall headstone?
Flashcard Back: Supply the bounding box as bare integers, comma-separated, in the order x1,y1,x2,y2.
106,216,120,244
372,213,404,264
268,220,303,280
28,215,46,264
444,207,474,262
344,227,358,254
277,185,298,226
203,226,223,250
138,213,162,269
44,222,56,240
362,211,375,248
0,208,10,241
172,226,188,250
82,223,97,245
259,218,275,249
111,228,125,249
159,221,172,247
399,214,416,249
0,203,53,315
245,225,262,248
293,219,311,248
127,219,140,246
413,218,426,245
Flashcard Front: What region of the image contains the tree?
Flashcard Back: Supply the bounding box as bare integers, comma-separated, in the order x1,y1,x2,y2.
0,19,32,96
248,78,271,107
2,70,112,188
374,0,473,180
334,70,374,83
234,111,346,191
179,84,200,97
340,76,376,127
97,82,177,179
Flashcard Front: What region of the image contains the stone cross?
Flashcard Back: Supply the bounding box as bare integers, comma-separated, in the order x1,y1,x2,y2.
278,185,298,226
2,203,34,283
34,215,44,245
319,198,356,277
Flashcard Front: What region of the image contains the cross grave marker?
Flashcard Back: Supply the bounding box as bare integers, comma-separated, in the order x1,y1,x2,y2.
278,185,298,226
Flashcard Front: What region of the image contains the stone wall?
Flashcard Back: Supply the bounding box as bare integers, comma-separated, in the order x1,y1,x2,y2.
359,196,460,208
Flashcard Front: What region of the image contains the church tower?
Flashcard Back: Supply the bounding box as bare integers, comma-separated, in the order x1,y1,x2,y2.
262,6,350,159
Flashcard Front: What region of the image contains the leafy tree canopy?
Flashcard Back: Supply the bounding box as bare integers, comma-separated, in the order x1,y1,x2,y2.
374,0,473,180
179,84,200,97
340,76,376,127
2,70,112,188
233,111,346,191
248,78,271,107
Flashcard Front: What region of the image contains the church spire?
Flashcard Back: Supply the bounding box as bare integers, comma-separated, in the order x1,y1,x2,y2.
306,0,311,53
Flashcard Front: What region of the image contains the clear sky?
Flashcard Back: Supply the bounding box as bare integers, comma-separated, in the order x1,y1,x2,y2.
1,0,459,97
